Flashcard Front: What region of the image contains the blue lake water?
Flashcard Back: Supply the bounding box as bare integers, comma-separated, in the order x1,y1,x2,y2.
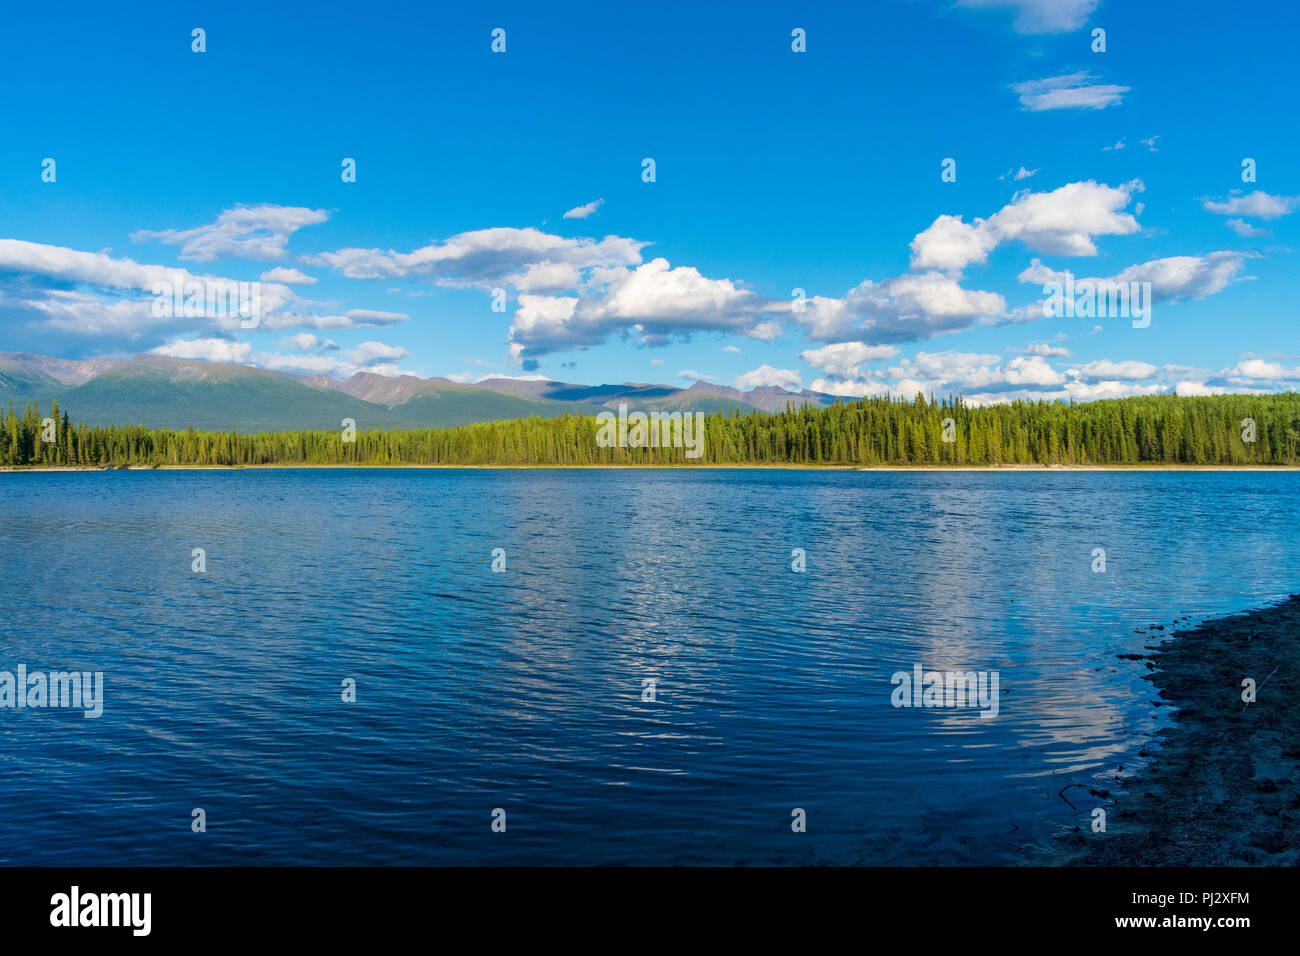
1,468,1298,865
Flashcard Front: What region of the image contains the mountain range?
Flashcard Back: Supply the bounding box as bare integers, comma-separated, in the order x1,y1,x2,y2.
0,352,836,432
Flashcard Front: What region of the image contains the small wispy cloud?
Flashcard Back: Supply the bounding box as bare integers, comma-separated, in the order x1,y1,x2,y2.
562,198,605,219
960,0,1099,35
1203,190,1299,220
1012,72,1129,112
260,266,317,286
132,204,329,263
277,333,337,352
1226,219,1272,238
1024,341,1071,358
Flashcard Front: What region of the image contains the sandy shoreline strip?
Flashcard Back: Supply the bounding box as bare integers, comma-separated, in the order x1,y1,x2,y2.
1057,595,1300,865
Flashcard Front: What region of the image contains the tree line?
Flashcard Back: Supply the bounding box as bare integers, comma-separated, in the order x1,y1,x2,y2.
3,392,1299,468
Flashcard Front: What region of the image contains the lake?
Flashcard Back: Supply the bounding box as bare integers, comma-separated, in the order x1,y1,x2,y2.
1,468,1297,865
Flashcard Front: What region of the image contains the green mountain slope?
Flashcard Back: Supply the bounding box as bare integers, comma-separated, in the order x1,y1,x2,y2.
0,352,807,431
60,362,397,431
386,388,595,428
0,367,62,408
0,355,608,430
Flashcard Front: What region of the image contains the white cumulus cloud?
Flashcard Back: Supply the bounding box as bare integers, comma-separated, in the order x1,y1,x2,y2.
734,365,802,390
910,180,1143,274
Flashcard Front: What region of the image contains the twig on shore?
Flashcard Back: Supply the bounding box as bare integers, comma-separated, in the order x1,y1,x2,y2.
1057,783,1085,810
1241,664,1281,714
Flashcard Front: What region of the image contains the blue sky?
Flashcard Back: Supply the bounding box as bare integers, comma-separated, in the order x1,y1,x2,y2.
1,0,1297,402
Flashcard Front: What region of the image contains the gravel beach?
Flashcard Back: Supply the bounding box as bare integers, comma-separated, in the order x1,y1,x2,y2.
1059,595,1300,865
